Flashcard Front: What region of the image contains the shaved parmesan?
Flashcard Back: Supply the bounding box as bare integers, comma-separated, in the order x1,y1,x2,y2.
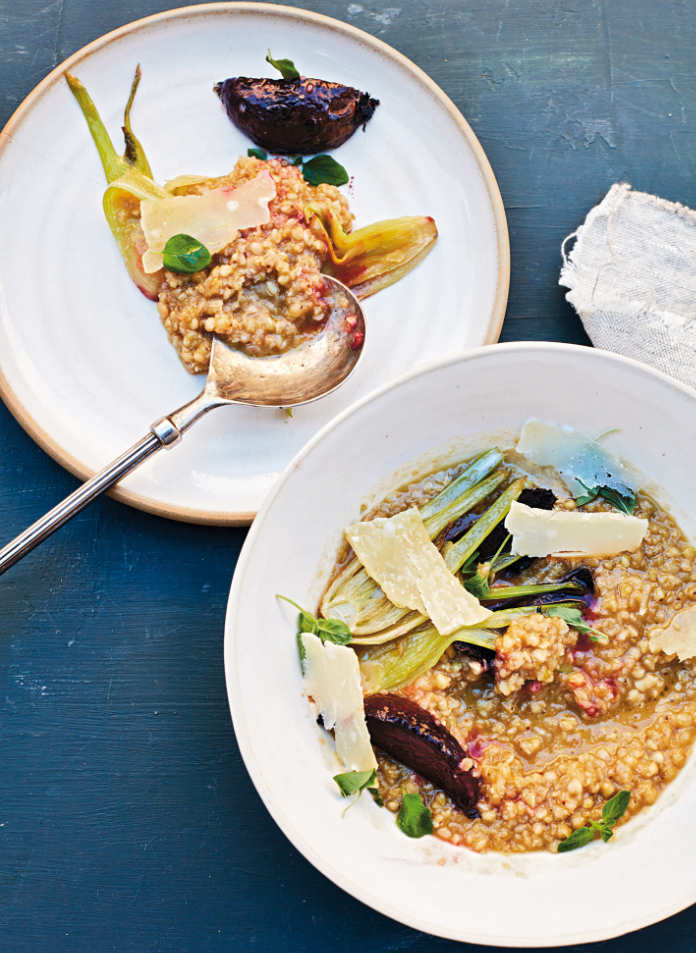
505,501,648,557
517,419,634,497
140,171,276,273
301,633,377,772
649,606,696,661
345,508,491,635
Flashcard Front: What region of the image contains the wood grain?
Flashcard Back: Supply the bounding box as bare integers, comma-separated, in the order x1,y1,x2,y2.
1,1,696,950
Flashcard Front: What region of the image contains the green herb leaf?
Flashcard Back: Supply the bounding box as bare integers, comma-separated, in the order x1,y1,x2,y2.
247,147,268,160
316,617,353,645
276,594,352,646
557,826,596,852
296,630,307,670
302,154,349,187
598,486,636,515
288,155,304,166
602,789,631,826
542,605,608,643
297,611,318,634
575,477,599,506
266,49,300,80
575,479,636,515
543,605,591,632
397,793,434,838
162,233,211,273
463,567,491,599
277,594,319,634
333,769,376,798
575,490,598,506
558,791,631,852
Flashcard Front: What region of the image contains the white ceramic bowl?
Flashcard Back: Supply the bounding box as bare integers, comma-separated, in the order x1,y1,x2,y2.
225,343,696,946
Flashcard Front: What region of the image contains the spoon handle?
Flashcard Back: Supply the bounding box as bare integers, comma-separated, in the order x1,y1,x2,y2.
0,415,185,576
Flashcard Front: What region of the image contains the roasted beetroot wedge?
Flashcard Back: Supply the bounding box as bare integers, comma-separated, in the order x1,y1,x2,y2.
214,76,379,154
365,694,480,817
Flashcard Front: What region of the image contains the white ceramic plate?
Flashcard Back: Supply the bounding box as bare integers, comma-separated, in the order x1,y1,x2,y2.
0,2,508,525
225,343,696,946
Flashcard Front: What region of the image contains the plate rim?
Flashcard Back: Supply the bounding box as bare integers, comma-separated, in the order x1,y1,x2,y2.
224,341,696,946
0,1,510,526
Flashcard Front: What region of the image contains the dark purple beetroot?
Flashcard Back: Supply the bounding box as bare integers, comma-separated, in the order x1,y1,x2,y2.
364,694,480,817
214,76,379,154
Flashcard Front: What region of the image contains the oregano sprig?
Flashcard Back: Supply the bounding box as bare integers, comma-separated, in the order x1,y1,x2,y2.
333,769,381,814
277,594,353,664
334,769,376,797
244,145,348,186
301,154,349,186
397,793,434,838
575,479,636,515
162,233,211,273
265,49,300,80
557,790,631,852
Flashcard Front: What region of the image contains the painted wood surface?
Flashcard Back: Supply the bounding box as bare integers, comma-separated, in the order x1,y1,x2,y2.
1,1,695,950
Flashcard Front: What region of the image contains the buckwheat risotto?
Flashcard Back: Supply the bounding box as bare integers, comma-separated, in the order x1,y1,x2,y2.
68,67,437,374
286,421,696,853
157,157,353,372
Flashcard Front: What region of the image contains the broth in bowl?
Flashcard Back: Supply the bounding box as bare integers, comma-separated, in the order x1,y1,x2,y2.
288,420,696,853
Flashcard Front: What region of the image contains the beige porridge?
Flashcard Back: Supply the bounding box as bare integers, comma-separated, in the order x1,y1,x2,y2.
157,157,353,372
326,455,696,852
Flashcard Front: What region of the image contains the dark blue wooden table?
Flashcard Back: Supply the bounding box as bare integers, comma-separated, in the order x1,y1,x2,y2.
2,2,695,950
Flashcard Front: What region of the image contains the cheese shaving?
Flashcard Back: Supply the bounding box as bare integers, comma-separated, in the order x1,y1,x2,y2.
140,171,276,273
517,419,634,497
345,507,491,635
505,501,648,557
649,606,696,661
300,633,377,772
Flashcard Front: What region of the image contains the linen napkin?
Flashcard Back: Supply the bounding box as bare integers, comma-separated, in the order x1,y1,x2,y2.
559,182,696,390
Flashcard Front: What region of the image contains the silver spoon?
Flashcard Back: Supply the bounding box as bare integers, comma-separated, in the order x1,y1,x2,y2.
0,277,365,575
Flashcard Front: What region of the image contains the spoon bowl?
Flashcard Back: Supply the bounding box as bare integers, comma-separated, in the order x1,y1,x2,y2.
207,276,365,407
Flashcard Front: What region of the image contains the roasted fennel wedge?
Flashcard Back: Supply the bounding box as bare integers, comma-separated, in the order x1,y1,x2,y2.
321,450,504,627
358,624,496,694
65,69,165,299
309,207,438,298
323,466,525,647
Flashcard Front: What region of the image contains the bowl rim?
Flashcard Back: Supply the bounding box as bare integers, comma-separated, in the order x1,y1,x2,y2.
225,341,696,946
0,0,510,527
